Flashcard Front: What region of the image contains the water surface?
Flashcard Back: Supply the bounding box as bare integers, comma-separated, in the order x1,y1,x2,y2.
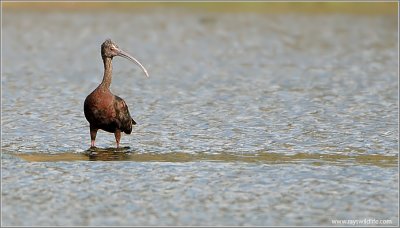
2,8,398,226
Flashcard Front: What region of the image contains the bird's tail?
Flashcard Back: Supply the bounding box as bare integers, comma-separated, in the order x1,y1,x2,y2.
132,118,137,125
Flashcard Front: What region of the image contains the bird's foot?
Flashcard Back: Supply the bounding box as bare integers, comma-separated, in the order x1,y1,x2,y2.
91,140,96,148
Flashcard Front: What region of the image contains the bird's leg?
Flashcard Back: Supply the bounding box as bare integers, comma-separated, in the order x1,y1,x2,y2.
114,130,121,148
90,127,98,148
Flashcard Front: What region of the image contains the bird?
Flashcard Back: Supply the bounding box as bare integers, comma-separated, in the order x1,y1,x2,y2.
84,39,149,148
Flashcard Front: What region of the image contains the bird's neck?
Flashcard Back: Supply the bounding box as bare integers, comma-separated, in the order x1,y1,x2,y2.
100,57,113,89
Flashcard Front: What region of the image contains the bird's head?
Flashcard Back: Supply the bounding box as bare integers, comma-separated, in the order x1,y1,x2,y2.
101,39,120,58
101,39,149,77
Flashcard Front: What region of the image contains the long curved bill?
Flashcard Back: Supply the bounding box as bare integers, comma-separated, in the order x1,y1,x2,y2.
117,49,149,77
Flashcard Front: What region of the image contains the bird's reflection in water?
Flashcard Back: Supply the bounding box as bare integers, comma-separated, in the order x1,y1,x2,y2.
84,146,133,161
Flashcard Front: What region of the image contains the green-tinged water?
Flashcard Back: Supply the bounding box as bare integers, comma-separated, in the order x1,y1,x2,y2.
1,8,398,226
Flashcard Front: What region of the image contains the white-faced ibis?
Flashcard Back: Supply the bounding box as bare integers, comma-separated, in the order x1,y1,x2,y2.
84,39,149,148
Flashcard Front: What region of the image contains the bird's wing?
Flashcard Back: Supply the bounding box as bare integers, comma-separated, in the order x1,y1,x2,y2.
114,96,135,134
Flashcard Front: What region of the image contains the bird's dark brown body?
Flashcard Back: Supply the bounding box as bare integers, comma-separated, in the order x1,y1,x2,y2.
84,39,148,148
84,86,136,134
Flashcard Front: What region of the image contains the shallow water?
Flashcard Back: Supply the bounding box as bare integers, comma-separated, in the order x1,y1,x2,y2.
2,8,399,226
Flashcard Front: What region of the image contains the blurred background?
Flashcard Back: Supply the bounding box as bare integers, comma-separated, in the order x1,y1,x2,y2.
3,1,398,14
